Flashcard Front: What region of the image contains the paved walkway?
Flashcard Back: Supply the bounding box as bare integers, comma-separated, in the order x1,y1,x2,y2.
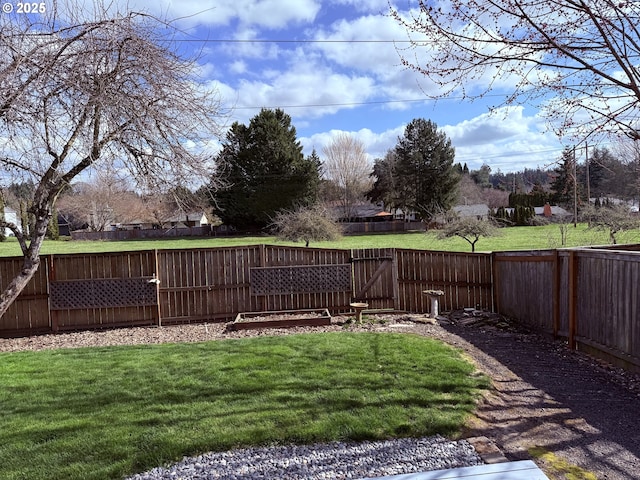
434,322,640,480
363,460,549,480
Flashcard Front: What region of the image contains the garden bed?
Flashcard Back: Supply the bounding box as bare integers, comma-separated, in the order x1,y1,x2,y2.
228,309,332,331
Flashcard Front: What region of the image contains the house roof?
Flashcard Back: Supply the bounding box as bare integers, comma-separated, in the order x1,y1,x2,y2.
453,204,489,217
533,206,570,216
166,212,206,223
331,203,392,219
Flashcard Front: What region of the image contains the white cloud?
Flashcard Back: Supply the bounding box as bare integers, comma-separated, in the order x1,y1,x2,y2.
301,126,403,162
301,106,563,173
445,107,563,171
329,0,390,14
221,59,377,121
310,12,452,103
443,106,534,147
123,0,321,29
312,14,407,74
229,60,247,74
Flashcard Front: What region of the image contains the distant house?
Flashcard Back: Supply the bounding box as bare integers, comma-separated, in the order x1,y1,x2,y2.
327,202,425,233
57,213,71,237
331,203,393,223
166,212,212,228
500,203,571,221
2,207,20,236
112,212,213,231
391,208,420,222
453,204,490,220
534,203,570,219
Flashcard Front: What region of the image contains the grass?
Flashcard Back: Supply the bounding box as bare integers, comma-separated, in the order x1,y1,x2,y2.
1,223,639,257
0,332,489,480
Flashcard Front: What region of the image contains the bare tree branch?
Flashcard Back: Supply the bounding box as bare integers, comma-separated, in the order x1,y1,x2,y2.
391,0,640,140
0,2,224,317
322,133,372,219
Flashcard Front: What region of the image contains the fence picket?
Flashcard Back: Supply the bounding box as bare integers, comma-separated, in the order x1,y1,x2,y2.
2,243,639,372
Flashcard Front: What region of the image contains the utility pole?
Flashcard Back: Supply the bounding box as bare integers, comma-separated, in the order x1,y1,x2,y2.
573,146,578,228
585,142,590,204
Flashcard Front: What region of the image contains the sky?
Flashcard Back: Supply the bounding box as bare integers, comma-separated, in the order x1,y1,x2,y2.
19,0,581,174
172,0,574,174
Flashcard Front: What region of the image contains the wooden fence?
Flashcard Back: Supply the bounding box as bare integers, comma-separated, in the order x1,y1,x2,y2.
3,243,637,373
494,247,640,372
0,245,492,337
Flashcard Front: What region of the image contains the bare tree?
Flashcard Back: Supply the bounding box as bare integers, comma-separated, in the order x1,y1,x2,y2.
391,1,640,141
614,138,640,205
582,203,639,244
0,3,223,317
322,133,372,219
57,181,147,232
438,216,500,252
271,204,342,247
456,176,488,206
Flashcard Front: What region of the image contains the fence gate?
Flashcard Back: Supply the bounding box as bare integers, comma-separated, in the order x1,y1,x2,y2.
350,248,398,310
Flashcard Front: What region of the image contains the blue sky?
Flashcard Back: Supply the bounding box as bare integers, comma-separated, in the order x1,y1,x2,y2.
70,0,577,173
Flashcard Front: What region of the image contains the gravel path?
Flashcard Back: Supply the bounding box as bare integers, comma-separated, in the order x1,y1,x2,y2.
125,436,483,480
2,314,640,479
438,321,640,480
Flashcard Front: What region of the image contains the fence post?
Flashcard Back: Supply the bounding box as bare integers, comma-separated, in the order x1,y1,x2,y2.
257,244,266,312
154,249,162,327
391,249,400,311
568,250,578,350
491,252,500,314
553,249,560,338
48,255,58,333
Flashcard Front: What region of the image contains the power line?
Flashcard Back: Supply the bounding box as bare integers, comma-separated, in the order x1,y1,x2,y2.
456,146,566,162
229,93,510,110
231,98,431,110
175,38,415,44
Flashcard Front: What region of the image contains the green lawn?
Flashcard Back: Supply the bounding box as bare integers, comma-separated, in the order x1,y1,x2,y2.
0,332,488,480
1,223,638,256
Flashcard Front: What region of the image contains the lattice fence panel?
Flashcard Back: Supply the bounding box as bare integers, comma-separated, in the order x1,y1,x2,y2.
50,278,158,310
250,264,352,295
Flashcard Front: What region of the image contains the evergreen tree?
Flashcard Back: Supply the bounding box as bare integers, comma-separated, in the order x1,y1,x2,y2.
367,151,399,210
47,207,60,240
509,185,550,208
393,118,459,221
585,147,609,199
470,164,491,188
213,109,321,230
19,201,31,236
367,149,414,216
550,147,579,207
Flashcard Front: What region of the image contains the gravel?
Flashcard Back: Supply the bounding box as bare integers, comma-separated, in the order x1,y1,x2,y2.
125,436,483,480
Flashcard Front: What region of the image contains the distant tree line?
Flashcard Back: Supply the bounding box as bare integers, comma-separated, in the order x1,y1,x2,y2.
11,108,638,242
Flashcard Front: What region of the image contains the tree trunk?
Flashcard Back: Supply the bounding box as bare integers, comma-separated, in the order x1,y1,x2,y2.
0,205,50,319
0,255,41,318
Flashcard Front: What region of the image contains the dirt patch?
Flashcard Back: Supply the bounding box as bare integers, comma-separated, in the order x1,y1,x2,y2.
0,314,380,352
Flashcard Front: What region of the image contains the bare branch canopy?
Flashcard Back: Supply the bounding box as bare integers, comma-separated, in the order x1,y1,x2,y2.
391,0,640,141
0,2,224,317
